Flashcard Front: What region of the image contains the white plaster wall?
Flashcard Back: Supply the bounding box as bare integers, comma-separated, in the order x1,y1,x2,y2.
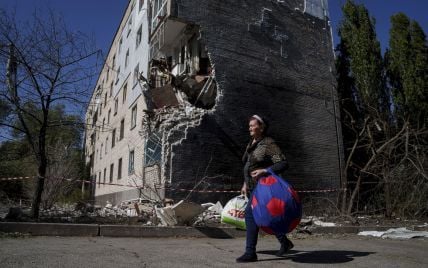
85,0,150,199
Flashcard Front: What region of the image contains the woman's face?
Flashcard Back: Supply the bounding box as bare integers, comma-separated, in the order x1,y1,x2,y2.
249,119,263,138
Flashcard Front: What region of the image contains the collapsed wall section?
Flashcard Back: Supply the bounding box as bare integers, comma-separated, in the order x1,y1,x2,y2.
151,0,342,204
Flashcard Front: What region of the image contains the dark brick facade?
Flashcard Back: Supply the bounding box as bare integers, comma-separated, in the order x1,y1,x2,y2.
164,0,343,204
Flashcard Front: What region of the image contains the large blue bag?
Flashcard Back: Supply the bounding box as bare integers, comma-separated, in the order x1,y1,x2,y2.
251,169,302,235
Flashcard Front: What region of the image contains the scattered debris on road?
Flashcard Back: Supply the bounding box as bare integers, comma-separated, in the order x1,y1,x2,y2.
358,227,428,239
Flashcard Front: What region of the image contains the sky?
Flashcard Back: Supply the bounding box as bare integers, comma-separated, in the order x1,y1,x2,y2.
329,0,428,52
1,0,427,54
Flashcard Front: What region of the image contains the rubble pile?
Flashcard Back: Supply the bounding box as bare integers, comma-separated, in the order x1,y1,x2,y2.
193,201,223,226
1,198,225,226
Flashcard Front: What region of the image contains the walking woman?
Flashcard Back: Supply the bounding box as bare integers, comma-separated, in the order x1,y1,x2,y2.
236,115,294,263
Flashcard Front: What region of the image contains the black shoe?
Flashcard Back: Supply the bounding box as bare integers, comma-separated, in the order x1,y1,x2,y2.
276,238,294,256
236,253,258,263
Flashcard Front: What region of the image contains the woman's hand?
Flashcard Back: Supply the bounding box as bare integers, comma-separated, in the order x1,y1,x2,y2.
251,169,267,180
241,182,248,196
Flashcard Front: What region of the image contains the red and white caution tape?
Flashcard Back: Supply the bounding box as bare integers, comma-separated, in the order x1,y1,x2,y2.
0,176,345,193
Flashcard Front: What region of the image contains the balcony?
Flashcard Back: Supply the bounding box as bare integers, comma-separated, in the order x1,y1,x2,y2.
150,0,187,57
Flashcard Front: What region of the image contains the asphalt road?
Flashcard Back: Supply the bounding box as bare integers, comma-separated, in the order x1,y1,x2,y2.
0,234,427,267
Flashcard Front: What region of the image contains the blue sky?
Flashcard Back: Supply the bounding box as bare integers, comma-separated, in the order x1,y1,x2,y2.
329,0,427,52
1,0,426,54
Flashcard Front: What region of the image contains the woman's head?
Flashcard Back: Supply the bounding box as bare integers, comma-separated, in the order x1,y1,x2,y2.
248,115,268,139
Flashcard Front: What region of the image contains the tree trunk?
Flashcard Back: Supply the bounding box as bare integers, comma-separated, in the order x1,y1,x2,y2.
32,160,47,219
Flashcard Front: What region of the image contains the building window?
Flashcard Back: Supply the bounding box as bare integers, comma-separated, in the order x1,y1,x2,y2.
114,98,118,115
110,82,113,97
119,38,123,54
144,132,162,166
100,144,103,159
139,0,144,11
136,25,142,48
104,93,107,107
112,128,116,148
127,15,133,37
106,68,110,81
125,49,129,68
105,137,108,154
122,83,127,103
102,118,105,130
133,64,139,88
116,67,121,85
120,119,125,140
131,104,137,129
108,109,111,124
128,150,135,174
103,168,106,185
112,54,116,70
98,171,101,187
118,158,123,180
110,163,114,183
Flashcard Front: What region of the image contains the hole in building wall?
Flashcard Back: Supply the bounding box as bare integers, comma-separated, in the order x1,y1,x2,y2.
147,25,217,110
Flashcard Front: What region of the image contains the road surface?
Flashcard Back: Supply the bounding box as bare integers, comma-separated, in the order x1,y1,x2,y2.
1,234,427,267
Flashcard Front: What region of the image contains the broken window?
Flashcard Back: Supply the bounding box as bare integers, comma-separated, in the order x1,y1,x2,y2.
151,0,167,31
144,132,161,166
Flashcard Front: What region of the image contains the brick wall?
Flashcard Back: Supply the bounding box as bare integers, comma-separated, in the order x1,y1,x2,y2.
165,0,343,204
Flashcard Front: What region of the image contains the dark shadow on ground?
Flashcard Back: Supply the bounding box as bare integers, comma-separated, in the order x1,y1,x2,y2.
257,249,375,263
194,227,234,238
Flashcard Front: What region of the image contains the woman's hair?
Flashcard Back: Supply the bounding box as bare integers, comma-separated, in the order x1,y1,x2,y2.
249,114,269,134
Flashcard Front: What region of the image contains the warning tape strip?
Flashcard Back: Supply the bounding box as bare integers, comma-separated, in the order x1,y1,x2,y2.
0,176,344,194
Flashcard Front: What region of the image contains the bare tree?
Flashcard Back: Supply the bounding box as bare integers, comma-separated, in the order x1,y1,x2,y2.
0,8,100,218
339,103,427,217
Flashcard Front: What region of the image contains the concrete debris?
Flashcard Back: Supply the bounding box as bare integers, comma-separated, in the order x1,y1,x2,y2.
1,199,223,227
299,216,338,227
155,205,178,226
155,200,205,226
193,201,223,227
173,200,205,225
148,58,217,110
313,220,336,227
358,228,428,239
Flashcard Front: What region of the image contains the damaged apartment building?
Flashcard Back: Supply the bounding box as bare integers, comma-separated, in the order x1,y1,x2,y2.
85,0,343,206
